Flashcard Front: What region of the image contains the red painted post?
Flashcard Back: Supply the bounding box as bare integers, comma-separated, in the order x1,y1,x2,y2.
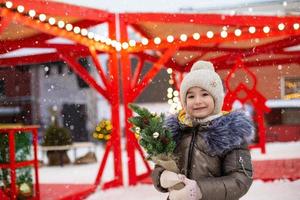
106,14,123,188
32,128,40,199
8,130,16,200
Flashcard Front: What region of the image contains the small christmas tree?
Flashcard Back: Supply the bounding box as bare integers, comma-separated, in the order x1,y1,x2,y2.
0,132,33,198
128,104,176,157
129,104,184,189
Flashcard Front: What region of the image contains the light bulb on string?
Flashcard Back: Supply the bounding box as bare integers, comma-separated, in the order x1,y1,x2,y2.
167,68,173,74
180,34,188,42
73,26,80,34
167,35,174,43
87,32,94,39
48,17,56,25
278,23,285,31
220,31,228,38
192,32,200,40
17,5,25,13
249,26,256,34
129,40,136,47
263,26,270,33
154,37,161,44
206,31,214,38
234,29,242,36
80,28,88,36
5,1,13,8
65,24,73,31
58,21,65,28
28,10,36,17
122,42,129,49
141,38,149,45
39,14,47,22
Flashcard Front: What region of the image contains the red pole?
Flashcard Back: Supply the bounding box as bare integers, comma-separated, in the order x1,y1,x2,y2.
119,14,138,185
107,14,123,188
32,128,40,199
8,130,16,200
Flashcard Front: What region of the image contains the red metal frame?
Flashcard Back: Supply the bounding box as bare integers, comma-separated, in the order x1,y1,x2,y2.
0,126,40,200
223,59,270,153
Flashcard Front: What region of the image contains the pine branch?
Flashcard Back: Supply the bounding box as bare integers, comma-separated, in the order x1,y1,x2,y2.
128,104,176,157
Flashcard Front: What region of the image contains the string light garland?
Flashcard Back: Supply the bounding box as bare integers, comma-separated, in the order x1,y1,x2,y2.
1,1,300,52
1,1,114,50
166,68,182,114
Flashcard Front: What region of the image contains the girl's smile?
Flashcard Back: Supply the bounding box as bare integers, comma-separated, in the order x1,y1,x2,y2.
186,87,215,119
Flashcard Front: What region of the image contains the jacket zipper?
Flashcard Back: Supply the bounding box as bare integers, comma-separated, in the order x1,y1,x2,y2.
238,156,253,179
186,129,197,178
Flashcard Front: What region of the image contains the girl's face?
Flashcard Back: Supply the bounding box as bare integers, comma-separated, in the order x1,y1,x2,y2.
186,87,215,119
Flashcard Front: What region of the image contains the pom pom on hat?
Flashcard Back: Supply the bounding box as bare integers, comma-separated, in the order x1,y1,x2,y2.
180,60,225,115
190,60,215,72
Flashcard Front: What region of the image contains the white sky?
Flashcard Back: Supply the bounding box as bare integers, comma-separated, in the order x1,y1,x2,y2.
52,0,289,13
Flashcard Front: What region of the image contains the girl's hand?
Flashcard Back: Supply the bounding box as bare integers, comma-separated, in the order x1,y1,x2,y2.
169,175,202,200
160,170,183,188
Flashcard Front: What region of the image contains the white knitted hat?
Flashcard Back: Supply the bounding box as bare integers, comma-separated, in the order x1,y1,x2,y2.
180,60,225,115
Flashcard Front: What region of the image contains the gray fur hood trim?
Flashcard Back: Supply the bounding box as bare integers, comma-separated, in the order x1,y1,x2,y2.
164,111,255,156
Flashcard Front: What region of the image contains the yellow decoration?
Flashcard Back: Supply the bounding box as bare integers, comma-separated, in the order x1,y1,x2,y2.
92,119,113,142
19,183,32,197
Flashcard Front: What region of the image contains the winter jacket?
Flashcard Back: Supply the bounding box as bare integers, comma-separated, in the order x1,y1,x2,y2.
151,111,254,200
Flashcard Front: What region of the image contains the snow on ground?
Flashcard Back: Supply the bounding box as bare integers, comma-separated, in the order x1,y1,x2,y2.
87,180,300,200
38,141,300,199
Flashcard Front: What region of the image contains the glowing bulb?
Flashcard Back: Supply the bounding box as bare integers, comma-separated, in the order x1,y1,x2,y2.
17,5,25,13
167,68,173,74
234,29,242,36
111,40,118,47
180,34,188,41
206,31,214,38
28,10,36,17
73,26,80,34
88,32,94,39
115,42,122,49
167,35,174,43
154,37,161,44
48,17,56,25
220,31,228,38
141,38,149,45
129,40,136,47
122,42,129,49
5,1,13,8
192,32,200,40
173,90,179,96
249,26,256,34
116,45,122,51
105,38,112,45
39,14,46,22
293,23,300,30
167,87,173,93
58,21,65,28
263,26,270,33
168,99,173,105
278,23,285,31
80,28,88,36
173,97,179,103
167,93,173,98
65,24,73,31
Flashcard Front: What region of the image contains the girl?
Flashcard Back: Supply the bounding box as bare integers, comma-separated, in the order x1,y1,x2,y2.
151,61,254,200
